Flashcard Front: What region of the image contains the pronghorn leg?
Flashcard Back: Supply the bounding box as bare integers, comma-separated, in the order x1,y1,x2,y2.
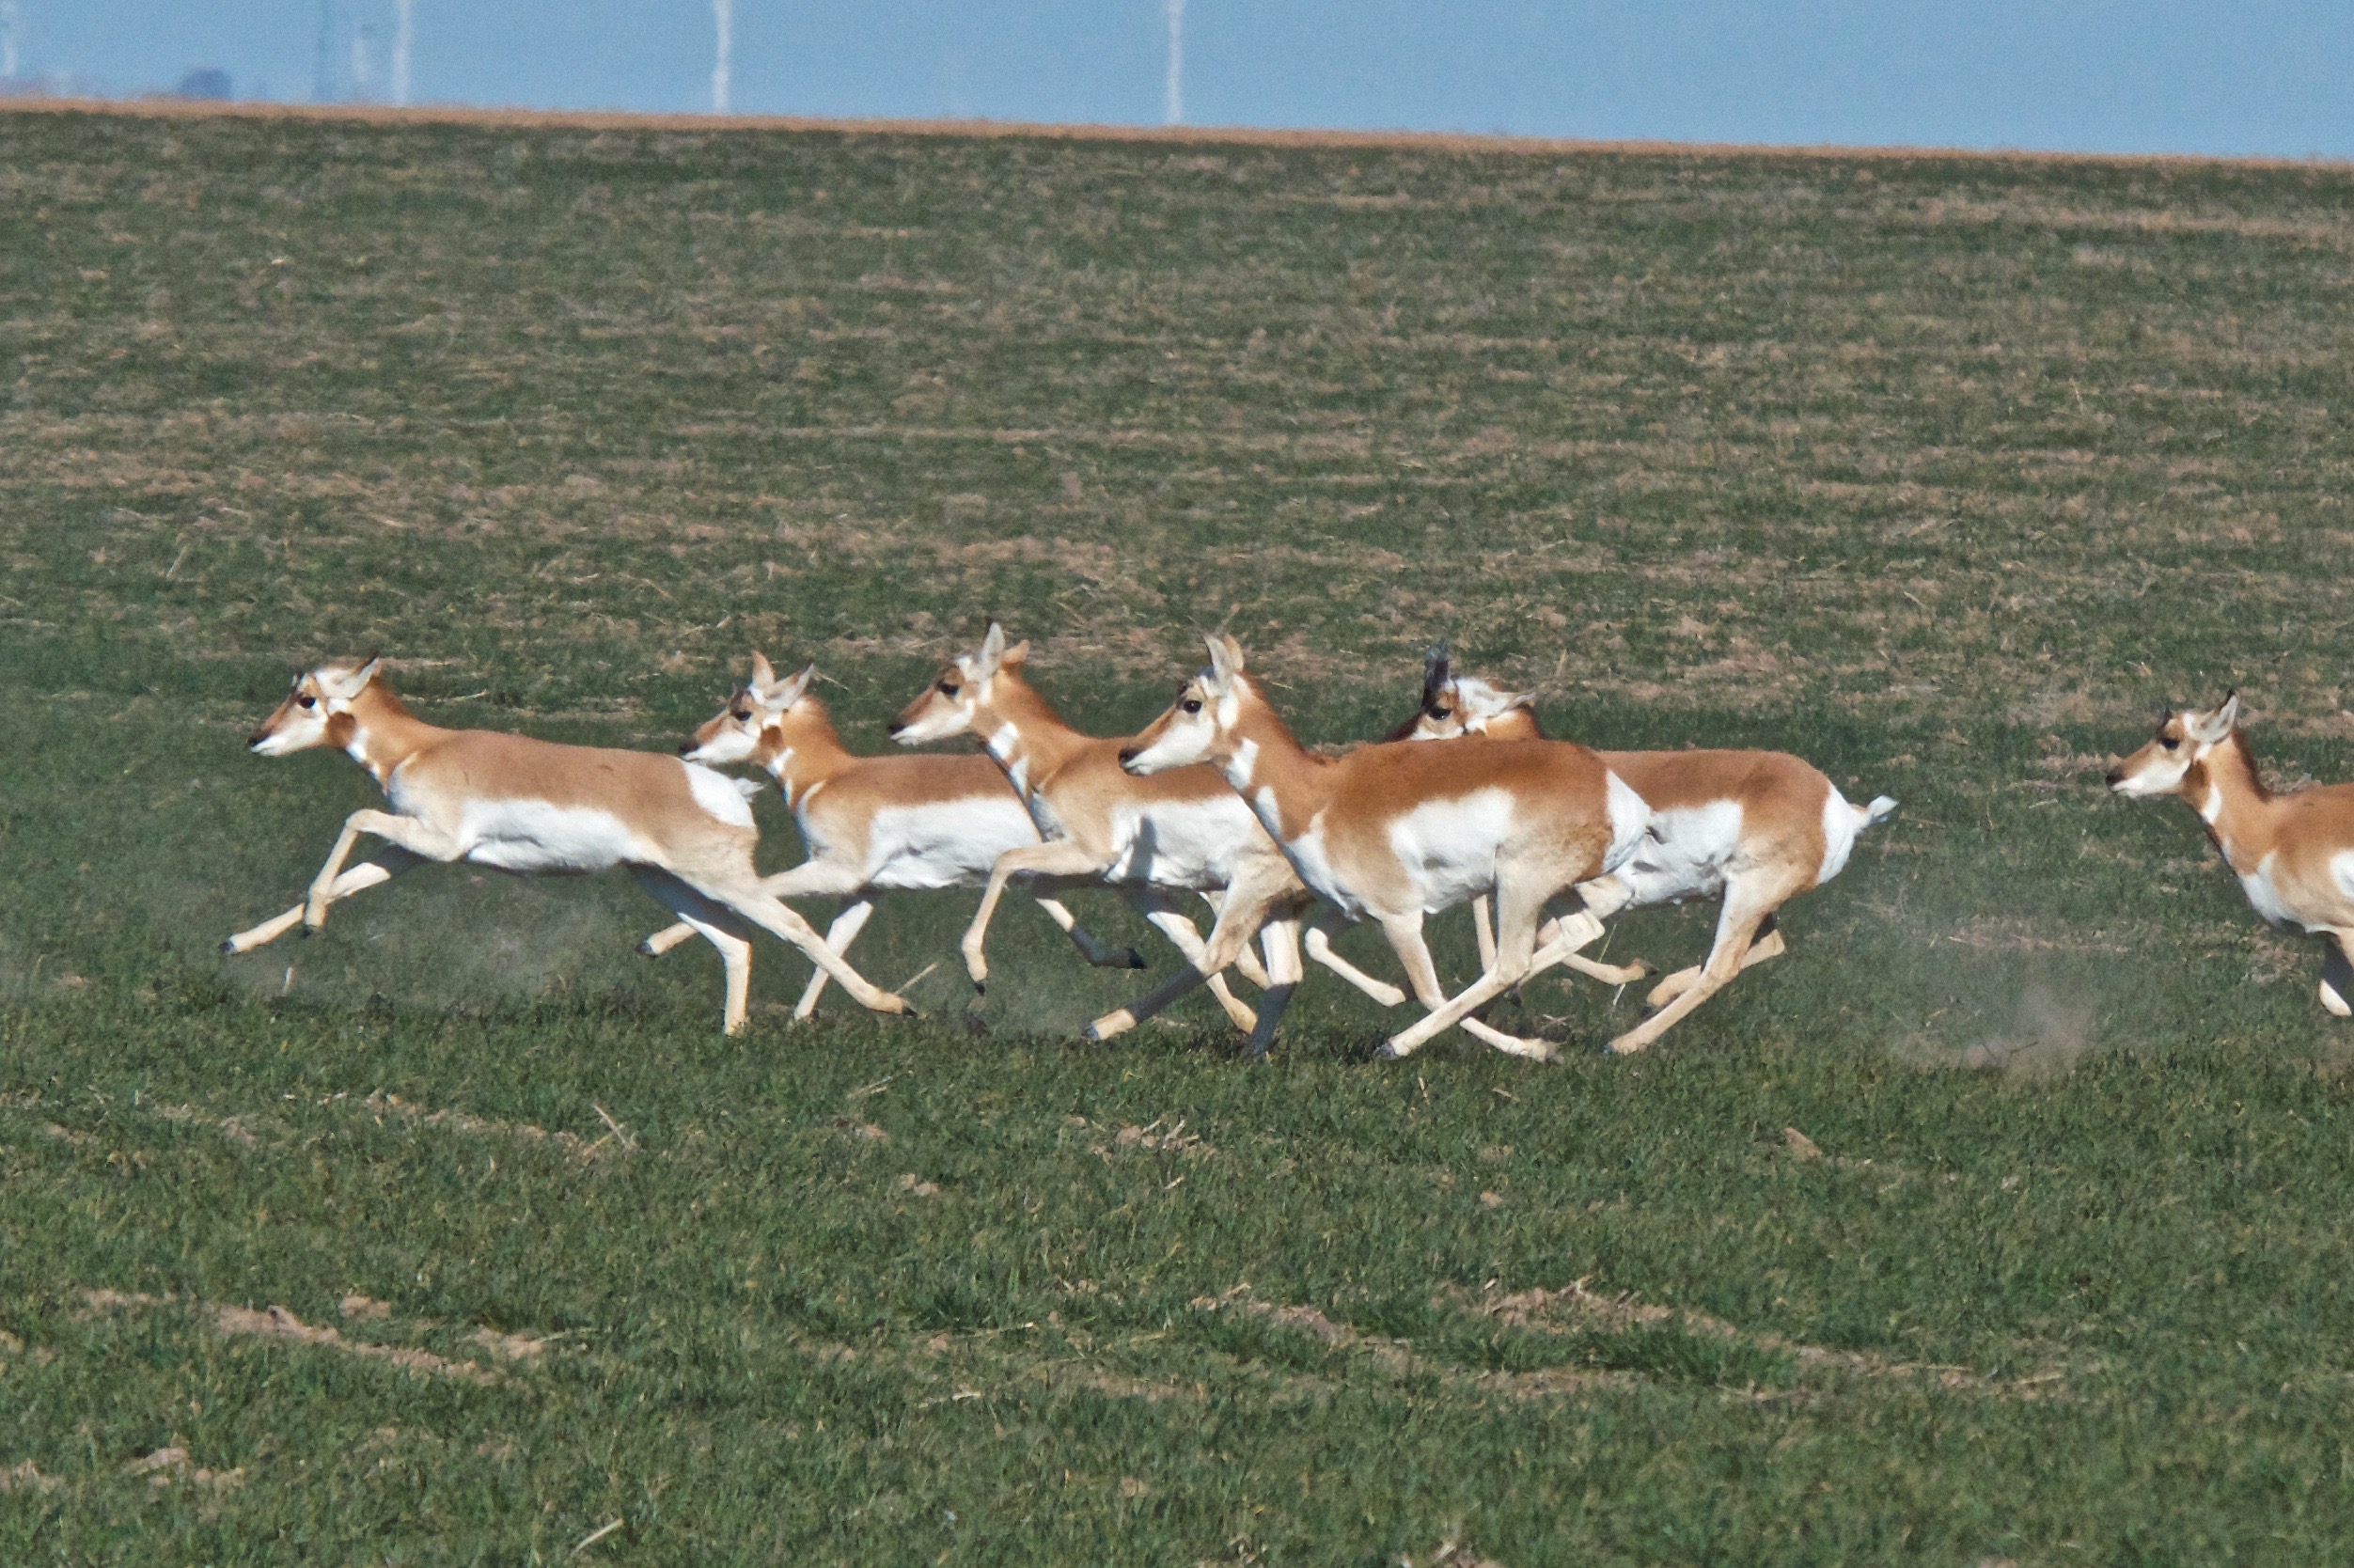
1030,893,1145,970
1365,910,1451,1059
964,840,1109,993
1382,877,1633,1059
1472,895,1498,974
303,811,461,931
1304,918,1408,1008
676,872,910,1015
1527,879,1651,986
2321,930,2354,1017
1199,892,1276,990
1129,892,1258,1034
223,846,423,954
637,922,699,958
1090,865,1295,1044
1241,916,1304,1058
1608,882,1791,1055
629,870,757,1035
1645,916,1782,1009
793,899,878,1020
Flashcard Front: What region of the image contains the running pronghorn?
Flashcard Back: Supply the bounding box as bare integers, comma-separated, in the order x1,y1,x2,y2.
221,654,914,1033
1118,634,1653,1061
636,652,1149,1018
1397,650,1896,1053
886,624,1405,1054
2109,692,2354,1015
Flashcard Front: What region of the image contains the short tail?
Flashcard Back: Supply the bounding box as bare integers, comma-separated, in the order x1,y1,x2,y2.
1858,794,1897,827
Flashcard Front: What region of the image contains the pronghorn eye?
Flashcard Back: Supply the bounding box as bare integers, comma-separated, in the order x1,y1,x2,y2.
938,680,960,697
1431,706,1452,720
2160,736,2179,751
1180,697,1202,714
297,694,317,709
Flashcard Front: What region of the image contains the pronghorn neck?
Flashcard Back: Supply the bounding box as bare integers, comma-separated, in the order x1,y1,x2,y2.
760,698,855,808
337,683,445,790
2186,730,2277,870
970,668,1087,800
1222,675,1335,839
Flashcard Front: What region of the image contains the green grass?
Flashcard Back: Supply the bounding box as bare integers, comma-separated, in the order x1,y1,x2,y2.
7,103,2354,1560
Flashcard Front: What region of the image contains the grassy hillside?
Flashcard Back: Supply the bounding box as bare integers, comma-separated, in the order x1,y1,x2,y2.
6,104,2354,1560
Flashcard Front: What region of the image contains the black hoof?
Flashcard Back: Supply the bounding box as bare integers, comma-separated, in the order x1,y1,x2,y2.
972,980,986,996
217,939,236,956
1124,951,1147,969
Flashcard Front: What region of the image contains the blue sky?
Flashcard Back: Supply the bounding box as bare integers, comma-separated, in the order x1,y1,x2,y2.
11,0,2353,159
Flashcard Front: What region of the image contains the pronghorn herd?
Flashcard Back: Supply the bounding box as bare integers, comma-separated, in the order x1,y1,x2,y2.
224,633,2354,1058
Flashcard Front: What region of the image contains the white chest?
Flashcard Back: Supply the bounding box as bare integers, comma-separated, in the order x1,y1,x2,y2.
2239,854,2299,928
1283,818,1362,920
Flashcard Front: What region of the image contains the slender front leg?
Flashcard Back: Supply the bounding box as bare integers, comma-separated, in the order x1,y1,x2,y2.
1608,884,1782,1055
1645,917,1782,1008
305,811,461,931
1471,895,1498,974
223,845,423,955
680,873,911,1015
1382,876,1634,1059
1200,891,1276,991
1030,893,1146,970
793,898,877,1020
1240,916,1304,1058
1303,920,1408,1008
1129,891,1258,1034
965,840,1111,993
637,921,699,958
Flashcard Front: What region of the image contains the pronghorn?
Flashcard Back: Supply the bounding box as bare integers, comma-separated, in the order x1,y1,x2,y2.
886,624,1405,1055
636,652,1150,1018
221,654,913,1033
1397,650,1896,1054
2108,692,2354,1015
1118,634,1652,1061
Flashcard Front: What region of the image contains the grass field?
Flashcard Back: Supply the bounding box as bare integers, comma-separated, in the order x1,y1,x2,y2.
8,102,2354,1561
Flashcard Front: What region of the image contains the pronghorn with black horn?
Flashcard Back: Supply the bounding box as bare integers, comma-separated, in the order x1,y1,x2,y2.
221,653,914,1033
636,652,1150,1018
1118,634,1653,1061
1397,649,1895,1053
887,623,1405,1054
2108,691,2354,1016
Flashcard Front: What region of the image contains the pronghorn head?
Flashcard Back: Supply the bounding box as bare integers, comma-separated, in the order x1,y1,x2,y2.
2107,692,2241,797
682,652,816,766
1387,644,1541,742
1121,633,1250,776
248,653,382,756
887,620,1028,745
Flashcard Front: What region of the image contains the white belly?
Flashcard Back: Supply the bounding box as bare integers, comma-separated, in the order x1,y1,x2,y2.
455,798,652,873
861,797,1041,890
1618,799,1744,908
1104,797,1252,889
1386,789,1514,915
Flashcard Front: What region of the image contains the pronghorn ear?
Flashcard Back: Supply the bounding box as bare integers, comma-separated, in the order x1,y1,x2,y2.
2189,692,2240,745
1498,690,1536,714
976,620,1008,676
747,651,777,689
1201,633,1237,691
318,655,380,701
1001,639,1030,667
774,664,817,707
1217,634,1248,675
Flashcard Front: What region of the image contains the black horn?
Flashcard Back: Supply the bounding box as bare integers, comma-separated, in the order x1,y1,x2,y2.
1420,641,1452,710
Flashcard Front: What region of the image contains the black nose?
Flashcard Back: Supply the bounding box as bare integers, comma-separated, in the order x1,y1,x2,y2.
247,730,270,748
2105,767,2125,788
886,720,905,736
679,742,697,757
1117,746,1140,768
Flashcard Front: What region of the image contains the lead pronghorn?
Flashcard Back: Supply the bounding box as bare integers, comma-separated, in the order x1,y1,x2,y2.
1396,650,1896,1053
2108,692,2354,1015
221,654,914,1033
1118,634,1653,1061
887,624,1406,1055
636,652,1151,1018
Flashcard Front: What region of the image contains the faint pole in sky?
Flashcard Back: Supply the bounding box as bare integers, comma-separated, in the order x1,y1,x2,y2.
313,0,334,102
0,1,21,81
391,0,413,106
352,24,377,101
1163,0,1184,125
712,0,733,114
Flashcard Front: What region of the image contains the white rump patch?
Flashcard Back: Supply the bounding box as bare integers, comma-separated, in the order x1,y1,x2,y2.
683,761,759,829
